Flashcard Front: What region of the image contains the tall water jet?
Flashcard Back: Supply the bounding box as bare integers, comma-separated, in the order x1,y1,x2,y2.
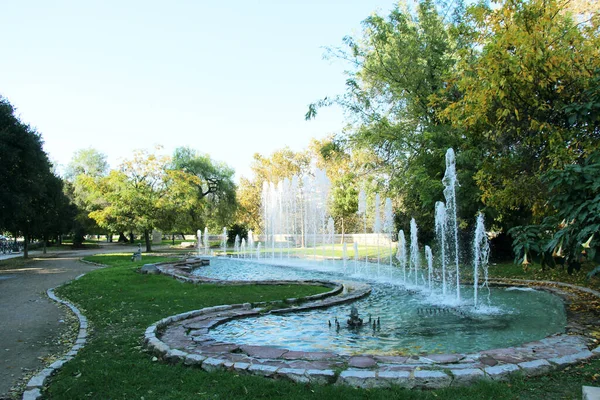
342,242,348,271
409,219,420,286
327,217,335,261
234,234,240,258
353,241,359,273
240,238,246,258
473,212,491,307
197,229,202,257
383,197,394,269
358,189,367,267
425,245,433,291
247,230,254,259
374,193,382,269
435,202,448,296
221,227,228,256
396,230,407,283
256,243,261,259
204,227,209,255
443,148,460,301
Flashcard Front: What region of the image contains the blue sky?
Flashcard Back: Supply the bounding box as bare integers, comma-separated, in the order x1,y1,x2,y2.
1,0,398,180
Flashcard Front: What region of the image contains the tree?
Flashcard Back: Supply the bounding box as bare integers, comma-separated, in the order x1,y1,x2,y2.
88,148,173,251
169,147,237,232
307,0,482,238
64,148,110,241
0,96,75,257
441,0,600,223
64,147,109,181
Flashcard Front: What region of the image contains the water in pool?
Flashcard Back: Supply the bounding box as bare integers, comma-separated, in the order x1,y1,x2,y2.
194,257,566,355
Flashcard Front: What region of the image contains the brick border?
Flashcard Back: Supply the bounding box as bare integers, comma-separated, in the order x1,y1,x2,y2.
145,259,600,388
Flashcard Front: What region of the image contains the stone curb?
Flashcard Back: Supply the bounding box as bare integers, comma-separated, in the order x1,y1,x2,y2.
21,270,92,399
145,261,600,388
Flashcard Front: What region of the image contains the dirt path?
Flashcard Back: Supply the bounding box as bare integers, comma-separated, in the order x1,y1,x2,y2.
0,244,139,398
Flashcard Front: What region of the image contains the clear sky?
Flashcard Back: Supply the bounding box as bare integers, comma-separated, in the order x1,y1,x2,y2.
1,0,398,180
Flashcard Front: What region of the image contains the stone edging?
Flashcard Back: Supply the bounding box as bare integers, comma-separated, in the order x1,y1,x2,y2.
21,281,90,399
145,261,600,388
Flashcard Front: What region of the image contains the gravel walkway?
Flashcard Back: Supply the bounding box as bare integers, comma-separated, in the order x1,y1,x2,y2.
0,244,138,398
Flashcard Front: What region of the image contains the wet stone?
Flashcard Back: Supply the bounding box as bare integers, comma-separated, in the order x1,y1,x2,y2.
287,360,343,370
277,368,310,383
422,353,465,364
373,355,409,364
518,359,553,376
549,350,594,367
248,364,279,376
484,364,520,380
348,356,377,368
450,368,485,385
338,370,378,388
413,370,452,389
197,343,240,353
201,357,226,372
479,356,498,366
306,369,336,385
240,345,288,359
282,350,337,361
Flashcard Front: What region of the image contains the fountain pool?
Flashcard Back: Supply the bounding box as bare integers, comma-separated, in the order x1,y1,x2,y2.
192,257,566,355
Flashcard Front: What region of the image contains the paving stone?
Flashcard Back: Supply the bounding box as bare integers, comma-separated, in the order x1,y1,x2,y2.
277,367,310,383
582,386,600,400
413,370,452,389
22,388,41,400
233,362,251,372
484,364,521,380
348,356,377,368
377,364,418,372
240,345,288,359
518,359,553,376
287,360,343,370
422,354,465,364
479,356,498,366
450,368,485,386
338,370,378,388
306,369,336,385
282,351,337,360
201,357,226,372
373,355,409,364
49,359,66,369
165,349,188,363
593,346,600,356
248,364,279,377
377,370,412,388
183,353,206,366
26,368,53,388
549,350,594,367
197,343,240,353
150,340,170,356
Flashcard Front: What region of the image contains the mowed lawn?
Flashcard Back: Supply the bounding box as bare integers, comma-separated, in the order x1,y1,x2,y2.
43,254,599,399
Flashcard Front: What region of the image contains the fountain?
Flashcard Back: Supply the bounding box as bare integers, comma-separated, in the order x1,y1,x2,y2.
189,148,570,359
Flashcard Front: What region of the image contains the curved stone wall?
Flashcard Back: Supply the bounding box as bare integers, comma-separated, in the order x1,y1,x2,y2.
145,259,600,388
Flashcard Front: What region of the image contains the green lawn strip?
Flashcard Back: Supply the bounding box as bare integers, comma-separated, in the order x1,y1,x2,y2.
488,261,600,292
44,255,599,399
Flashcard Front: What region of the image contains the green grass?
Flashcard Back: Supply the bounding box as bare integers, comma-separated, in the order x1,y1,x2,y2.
42,254,600,399
488,261,600,292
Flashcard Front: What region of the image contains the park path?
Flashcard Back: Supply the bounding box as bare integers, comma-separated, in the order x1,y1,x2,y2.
0,244,139,398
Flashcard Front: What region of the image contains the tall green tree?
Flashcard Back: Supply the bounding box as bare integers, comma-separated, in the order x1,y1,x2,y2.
442,0,600,224
170,147,237,232
0,96,75,257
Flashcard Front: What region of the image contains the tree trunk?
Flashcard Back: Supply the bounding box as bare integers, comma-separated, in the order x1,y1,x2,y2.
144,230,152,252
43,233,47,254
118,232,128,242
23,233,29,259
129,232,134,243
172,234,175,245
